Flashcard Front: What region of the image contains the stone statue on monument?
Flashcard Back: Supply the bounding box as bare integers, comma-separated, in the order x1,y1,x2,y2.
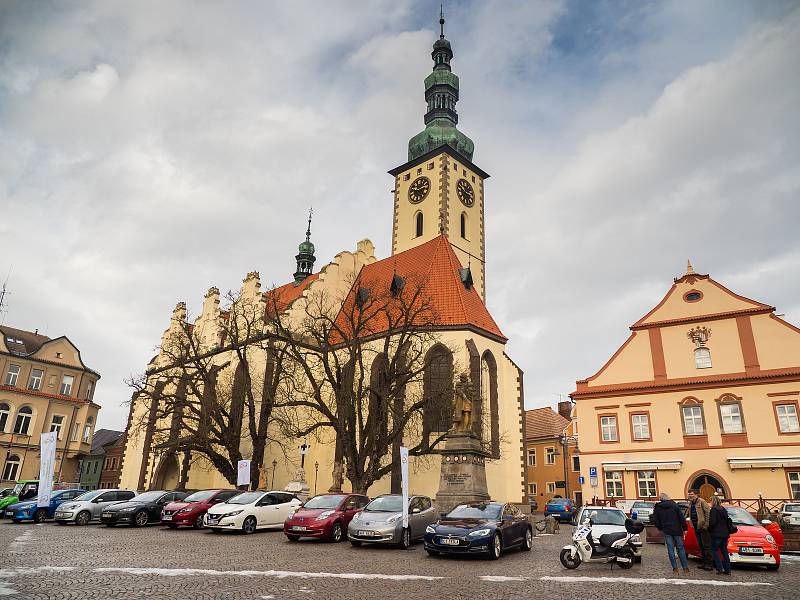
452,373,473,433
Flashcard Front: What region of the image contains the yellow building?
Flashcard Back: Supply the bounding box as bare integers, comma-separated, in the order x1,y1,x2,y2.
119,20,526,504
0,325,101,485
572,264,800,504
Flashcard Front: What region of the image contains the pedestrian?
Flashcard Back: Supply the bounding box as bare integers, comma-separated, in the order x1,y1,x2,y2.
708,496,733,575
651,492,689,574
687,489,713,570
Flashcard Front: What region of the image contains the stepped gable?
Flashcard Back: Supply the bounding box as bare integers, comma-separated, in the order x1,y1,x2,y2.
332,235,505,343
263,272,320,317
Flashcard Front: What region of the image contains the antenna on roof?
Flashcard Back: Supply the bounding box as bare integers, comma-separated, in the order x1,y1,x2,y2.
0,266,12,326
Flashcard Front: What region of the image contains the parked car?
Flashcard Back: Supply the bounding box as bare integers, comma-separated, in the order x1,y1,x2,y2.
100,490,187,527
0,488,13,499
284,493,370,542
348,494,437,549
204,490,301,534
574,505,643,561
684,505,782,570
779,502,800,527
424,501,532,560
54,489,138,525
544,497,576,522
6,488,85,523
629,501,655,523
161,489,240,529
0,480,38,517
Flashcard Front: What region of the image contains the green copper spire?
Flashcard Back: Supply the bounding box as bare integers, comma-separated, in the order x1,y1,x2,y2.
408,8,474,162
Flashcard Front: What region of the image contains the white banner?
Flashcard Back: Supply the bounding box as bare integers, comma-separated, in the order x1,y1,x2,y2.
400,446,409,529
37,431,58,507
237,460,251,487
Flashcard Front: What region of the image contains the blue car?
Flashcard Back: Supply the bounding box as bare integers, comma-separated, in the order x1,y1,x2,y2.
544,497,576,522
423,501,532,560
6,488,85,523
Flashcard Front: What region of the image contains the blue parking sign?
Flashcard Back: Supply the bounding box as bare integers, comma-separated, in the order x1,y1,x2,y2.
589,466,597,477
578,476,585,485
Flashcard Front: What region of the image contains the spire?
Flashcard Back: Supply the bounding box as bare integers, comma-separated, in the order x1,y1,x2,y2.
686,260,695,275
294,209,316,284
439,4,445,39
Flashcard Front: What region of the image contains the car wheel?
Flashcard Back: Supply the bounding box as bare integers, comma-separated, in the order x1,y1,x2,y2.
193,515,205,530
522,527,533,551
286,534,299,542
488,533,502,560
167,523,178,529
559,548,581,569
350,540,362,547
617,547,635,569
331,522,343,543
76,511,91,526
242,516,257,535
399,528,411,550
33,509,48,524
133,511,148,527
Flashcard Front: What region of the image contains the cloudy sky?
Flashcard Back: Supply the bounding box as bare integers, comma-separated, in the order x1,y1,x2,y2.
1,1,799,430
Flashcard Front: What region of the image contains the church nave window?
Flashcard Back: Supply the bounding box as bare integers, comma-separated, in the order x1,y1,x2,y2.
415,212,423,238
460,212,467,239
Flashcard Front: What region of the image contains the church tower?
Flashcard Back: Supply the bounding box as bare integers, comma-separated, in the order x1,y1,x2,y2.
389,10,488,299
293,210,316,283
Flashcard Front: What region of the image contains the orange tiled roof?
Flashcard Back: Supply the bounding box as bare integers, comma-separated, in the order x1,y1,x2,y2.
332,235,505,343
263,273,320,316
525,407,570,440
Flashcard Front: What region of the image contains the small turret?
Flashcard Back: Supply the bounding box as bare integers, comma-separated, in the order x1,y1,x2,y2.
294,209,316,284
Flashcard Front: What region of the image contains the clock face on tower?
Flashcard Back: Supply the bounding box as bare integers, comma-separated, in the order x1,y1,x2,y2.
456,178,475,207
408,176,431,203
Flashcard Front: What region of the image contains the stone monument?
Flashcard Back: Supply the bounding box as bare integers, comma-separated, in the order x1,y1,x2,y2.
434,374,491,515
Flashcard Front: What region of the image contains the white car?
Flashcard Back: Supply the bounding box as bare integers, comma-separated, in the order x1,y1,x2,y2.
204,490,301,534
780,502,800,527
54,489,138,525
575,506,642,560
629,501,655,523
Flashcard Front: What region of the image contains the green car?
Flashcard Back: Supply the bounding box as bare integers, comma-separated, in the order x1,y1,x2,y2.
0,481,39,517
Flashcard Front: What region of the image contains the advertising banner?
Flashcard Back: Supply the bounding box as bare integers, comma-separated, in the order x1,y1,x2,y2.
237,460,251,487
37,431,58,508
400,446,409,529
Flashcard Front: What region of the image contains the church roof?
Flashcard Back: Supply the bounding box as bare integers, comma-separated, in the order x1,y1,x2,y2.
525,407,570,441
264,272,320,316
332,235,505,343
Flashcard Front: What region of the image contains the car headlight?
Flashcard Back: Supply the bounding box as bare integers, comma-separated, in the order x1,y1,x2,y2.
765,534,775,544
65,504,79,510
177,507,193,514
426,525,436,534
352,512,361,521
469,528,492,537
120,507,137,512
316,510,334,520
386,514,400,524
225,510,243,518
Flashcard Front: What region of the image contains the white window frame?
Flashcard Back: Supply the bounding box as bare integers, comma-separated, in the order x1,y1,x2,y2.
28,368,44,391
545,447,556,465
720,403,744,434
0,402,10,432
527,482,537,495
605,471,623,498
2,455,21,481
60,375,74,396
631,413,650,440
682,405,705,435
636,470,657,499
50,415,65,439
527,448,536,466
83,423,92,443
70,422,80,442
600,416,618,442
4,364,20,386
13,407,32,435
776,404,800,433
789,471,800,500
546,482,556,494
694,347,712,369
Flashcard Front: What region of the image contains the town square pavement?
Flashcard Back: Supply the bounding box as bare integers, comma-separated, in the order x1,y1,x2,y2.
1,519,797,599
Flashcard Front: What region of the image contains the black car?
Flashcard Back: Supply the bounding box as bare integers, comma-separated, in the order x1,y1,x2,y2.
423,502,532,560
100,490,187,527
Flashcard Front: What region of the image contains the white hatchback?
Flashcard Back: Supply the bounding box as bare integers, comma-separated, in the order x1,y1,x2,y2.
204,490,301,534
780,502,800,527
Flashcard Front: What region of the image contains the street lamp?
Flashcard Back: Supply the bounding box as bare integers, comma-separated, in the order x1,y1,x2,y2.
553,434,579,500
314,461,319,496
271,459,278,489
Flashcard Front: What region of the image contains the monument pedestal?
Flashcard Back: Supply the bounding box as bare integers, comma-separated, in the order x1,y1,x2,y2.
434,432,490,515
284,469,310,502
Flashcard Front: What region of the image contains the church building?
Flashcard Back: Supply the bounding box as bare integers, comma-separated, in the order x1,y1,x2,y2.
118,18,526,504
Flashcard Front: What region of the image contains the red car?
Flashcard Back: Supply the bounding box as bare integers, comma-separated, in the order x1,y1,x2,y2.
284,493,370,542
161,489,240,529
684,505,783,570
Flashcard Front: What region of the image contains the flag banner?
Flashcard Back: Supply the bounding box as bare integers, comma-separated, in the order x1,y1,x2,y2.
400,446,409,529
37,431,58,507
237,460,251,487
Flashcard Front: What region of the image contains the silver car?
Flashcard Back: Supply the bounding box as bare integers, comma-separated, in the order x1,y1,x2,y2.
348,494,437,549
54,489,137,525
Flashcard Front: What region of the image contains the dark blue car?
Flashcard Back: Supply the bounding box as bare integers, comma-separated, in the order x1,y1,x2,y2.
423,501,532,560
6,488,85,523
544,497,575,522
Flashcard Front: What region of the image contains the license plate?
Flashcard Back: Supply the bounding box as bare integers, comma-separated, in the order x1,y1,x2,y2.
5,511,14,516
291,526,308,531
102,513,111,518
357,530,375,537
440,538,460,546
162,515,172,521
739,547,763,555
207,518,219,525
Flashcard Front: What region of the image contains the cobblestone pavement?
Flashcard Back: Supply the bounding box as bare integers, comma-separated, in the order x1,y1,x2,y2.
1,519,797,599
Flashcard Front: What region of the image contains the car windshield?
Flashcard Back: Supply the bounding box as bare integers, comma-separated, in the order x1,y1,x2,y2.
365,496,403,512
725,506,759,526
632,502,654,509
227,492,263,505
784,504,800,513
585,510,626,526
447,504,502,520
11,483,23,495
133,491,165,503
303,495,345,509
73,490,104,502
183,490,216,503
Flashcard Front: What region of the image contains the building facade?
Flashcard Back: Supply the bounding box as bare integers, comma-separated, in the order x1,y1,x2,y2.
525,403,581,507
77,429,123,491
572,265,800,503
99,434,125,489
0,325,101,486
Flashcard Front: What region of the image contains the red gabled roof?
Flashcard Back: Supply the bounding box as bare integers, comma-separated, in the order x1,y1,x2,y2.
525,407,570,440
263,273,320,316
333,235,505,342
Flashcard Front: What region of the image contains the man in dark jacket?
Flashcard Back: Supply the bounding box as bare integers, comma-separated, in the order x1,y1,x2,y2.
652,492,689,574
687,489,713,570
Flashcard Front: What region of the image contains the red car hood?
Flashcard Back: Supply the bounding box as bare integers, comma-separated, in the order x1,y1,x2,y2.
731,523,771,542
164,501,199,512
289,508,332,520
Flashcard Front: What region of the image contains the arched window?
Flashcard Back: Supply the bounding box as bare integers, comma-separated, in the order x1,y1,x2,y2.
480,351,500,457
423,345,454,441
13,406,32,435
1,454,21,481
415,212,424,237
694,347,712,369
0,402,10,432
369,354,390,441
460,212,467,239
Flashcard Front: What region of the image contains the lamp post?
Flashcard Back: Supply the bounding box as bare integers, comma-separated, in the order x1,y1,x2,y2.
554,434,579,501
271,459,278,489
314,461,319,496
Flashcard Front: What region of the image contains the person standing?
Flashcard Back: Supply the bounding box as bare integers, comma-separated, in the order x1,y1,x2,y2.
651,492,689,574
708,496,732,575
687,489,712,570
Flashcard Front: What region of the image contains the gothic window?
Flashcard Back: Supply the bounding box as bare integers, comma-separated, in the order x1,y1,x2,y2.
415,212,423,237
460,213,467,239
479,351,499,456
423,345,454,439
369,354,390,440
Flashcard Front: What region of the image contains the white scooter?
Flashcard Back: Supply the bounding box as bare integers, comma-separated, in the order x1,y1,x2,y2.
559,515,644,569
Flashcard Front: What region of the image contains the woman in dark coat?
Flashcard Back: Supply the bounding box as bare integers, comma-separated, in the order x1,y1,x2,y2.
708,496,732,575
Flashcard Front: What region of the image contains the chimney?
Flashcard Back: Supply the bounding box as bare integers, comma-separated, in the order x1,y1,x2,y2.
558,400,573,421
